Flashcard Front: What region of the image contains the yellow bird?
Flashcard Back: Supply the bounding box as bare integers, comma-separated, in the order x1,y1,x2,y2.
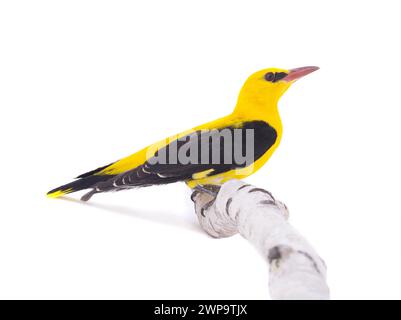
47,66,319,201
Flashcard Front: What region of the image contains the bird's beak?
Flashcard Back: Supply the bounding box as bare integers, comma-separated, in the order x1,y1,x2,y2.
284,66,319,82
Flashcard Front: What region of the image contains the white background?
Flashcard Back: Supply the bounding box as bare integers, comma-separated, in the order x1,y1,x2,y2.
1,0,400,299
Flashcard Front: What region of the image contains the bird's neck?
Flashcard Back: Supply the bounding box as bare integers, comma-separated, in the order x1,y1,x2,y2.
232,89,282,129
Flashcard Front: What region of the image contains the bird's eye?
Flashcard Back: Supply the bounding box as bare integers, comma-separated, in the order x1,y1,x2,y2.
264,72,275,82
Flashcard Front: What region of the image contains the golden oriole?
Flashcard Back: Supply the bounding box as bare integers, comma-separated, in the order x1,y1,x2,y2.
48,66,319,201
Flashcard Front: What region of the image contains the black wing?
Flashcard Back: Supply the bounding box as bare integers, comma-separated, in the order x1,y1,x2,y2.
95,120,277,192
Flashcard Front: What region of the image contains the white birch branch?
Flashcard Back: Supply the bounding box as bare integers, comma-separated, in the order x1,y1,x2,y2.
191,180,330,300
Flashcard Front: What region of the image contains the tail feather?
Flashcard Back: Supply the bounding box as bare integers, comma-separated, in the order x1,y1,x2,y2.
75,162,115,179
47,174,115,198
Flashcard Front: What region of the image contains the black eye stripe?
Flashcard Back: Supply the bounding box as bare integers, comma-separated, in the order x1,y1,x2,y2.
273,72,288,82
264,72,288,83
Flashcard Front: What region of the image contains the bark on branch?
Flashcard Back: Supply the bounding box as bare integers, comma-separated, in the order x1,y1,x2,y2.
191,180,330,300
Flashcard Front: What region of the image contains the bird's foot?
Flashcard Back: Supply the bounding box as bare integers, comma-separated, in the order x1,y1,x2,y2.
191,184,221,218
193,184,220,197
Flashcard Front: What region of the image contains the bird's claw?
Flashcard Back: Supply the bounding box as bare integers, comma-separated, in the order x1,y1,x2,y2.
193,184,220,197
191,184,221,218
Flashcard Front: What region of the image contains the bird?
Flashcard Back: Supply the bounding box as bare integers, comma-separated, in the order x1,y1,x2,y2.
47,66,319,201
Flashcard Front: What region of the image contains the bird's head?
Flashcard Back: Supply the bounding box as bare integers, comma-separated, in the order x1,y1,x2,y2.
235,66,319,114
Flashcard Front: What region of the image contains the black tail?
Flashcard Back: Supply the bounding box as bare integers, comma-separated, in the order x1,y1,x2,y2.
47,174,115,198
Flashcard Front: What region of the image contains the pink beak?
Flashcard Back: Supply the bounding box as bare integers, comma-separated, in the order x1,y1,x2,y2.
284,66,319,82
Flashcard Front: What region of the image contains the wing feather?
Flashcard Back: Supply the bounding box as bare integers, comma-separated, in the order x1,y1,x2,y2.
93,121,277,192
